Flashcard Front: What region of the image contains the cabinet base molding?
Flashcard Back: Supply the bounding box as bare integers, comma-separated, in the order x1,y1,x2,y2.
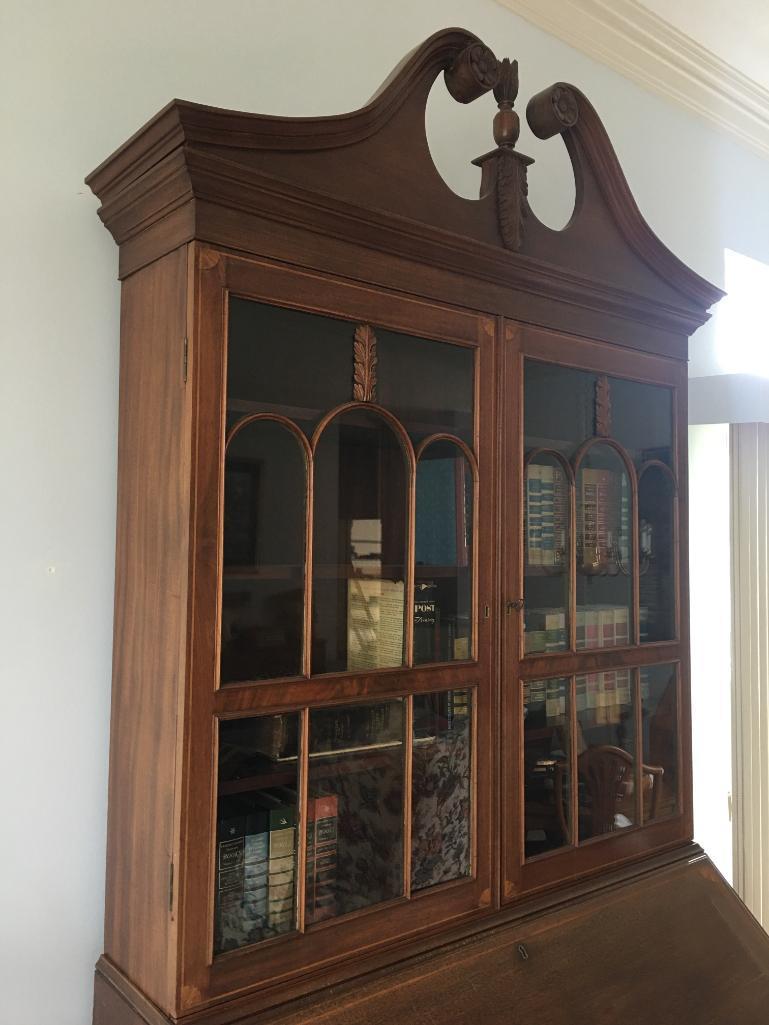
95,844,769,1025
93,960,170,1025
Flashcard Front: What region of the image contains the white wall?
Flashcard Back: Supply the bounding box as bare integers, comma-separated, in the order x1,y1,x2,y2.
3,2,767,1022
689,425,733,880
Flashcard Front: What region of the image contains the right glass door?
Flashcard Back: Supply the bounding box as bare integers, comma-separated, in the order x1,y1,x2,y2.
505,325,688,898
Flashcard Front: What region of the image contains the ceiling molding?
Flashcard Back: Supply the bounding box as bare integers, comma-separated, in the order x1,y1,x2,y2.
497,0,769,160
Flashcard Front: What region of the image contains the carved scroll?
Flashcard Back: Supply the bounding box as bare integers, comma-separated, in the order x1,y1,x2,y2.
353,324,377,402
527,84,580,140
595,375,612,436
445,42,499,104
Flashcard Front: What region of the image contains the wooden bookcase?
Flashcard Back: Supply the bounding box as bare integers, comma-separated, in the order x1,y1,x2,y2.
87,28,769,1025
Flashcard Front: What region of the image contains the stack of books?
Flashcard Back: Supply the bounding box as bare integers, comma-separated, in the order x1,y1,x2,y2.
311,702,397,752
525,464,567,567
525,604,643,655
579,467,631,567
524,679,568,724
524,608,567,654
215,797,298,953
575,670,633,726
576,604,630,649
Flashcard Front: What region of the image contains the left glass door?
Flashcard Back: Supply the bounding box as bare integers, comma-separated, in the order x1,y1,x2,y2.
180,249,495,1008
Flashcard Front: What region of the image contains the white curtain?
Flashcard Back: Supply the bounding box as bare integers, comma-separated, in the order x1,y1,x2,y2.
731,422,769,927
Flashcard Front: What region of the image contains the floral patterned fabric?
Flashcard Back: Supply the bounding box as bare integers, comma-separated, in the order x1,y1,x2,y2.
311,749,404,917
411,723,471,890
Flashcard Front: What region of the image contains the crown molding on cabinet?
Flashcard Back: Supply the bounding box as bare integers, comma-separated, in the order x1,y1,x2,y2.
497,0,769,161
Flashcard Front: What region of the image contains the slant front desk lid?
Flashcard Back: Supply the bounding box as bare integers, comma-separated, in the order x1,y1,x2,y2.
264,850,769,1025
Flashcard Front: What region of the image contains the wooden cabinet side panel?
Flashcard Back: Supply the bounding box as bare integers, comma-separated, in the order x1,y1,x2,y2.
104,246,191,1014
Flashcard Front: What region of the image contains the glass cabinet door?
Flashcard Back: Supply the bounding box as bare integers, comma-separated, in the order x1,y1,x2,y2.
508,326,685,898
186,252,493,994
522,359,677,654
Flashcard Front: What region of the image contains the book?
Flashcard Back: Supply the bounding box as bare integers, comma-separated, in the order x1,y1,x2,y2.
552,468,568,565
593,672,607,725
598,606,615,648
585,607,600,649
243,809,270,937
526,464,543,565
603,669,618,725
525,629,547,654
575,609,586,650
216,812,247,951
545,679,558,720
586,673,600,715
447,689,470,730
641,668,651,702
347,578,405,671
580,469,600,567
524,608,566,654
640,605,650,643
580,468,622,567
617,669,632,706
619,473,631,564
413,580,439,663
546,610,567,652
593,469,613,560
312,796,338,922
576,675,587,712
305,796,339,924
540,464,555,566
576,604,630,649
267,806,296,934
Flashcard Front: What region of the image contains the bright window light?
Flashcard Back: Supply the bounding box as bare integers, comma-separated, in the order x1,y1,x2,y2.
716,249,769,376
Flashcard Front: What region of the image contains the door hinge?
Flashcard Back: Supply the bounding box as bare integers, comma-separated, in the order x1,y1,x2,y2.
183,337,188,383
169,861,174,911
728,792,733,822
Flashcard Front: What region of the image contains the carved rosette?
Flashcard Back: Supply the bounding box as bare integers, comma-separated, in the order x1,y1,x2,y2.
551,87,579,129
595,375,612,436
527,83,580,140
353,324,377,402
445,42,499,103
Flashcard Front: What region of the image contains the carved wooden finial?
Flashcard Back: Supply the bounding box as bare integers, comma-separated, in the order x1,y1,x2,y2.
595,375,612,436
493,58,520,148
353,324,377,402
472,55,533,252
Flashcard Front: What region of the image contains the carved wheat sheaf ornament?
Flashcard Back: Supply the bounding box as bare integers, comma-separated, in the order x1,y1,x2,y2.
352,324,377,402
497,150,530,252
595,375,612,436
494,58,531,252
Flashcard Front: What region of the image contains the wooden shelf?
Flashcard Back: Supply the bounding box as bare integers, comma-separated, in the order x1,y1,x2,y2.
218,741,404,797
224,564,408,581
223,564,467,582
219,771,297,796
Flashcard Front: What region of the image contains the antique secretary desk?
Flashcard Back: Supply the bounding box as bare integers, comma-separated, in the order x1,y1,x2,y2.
87,27,769,1025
